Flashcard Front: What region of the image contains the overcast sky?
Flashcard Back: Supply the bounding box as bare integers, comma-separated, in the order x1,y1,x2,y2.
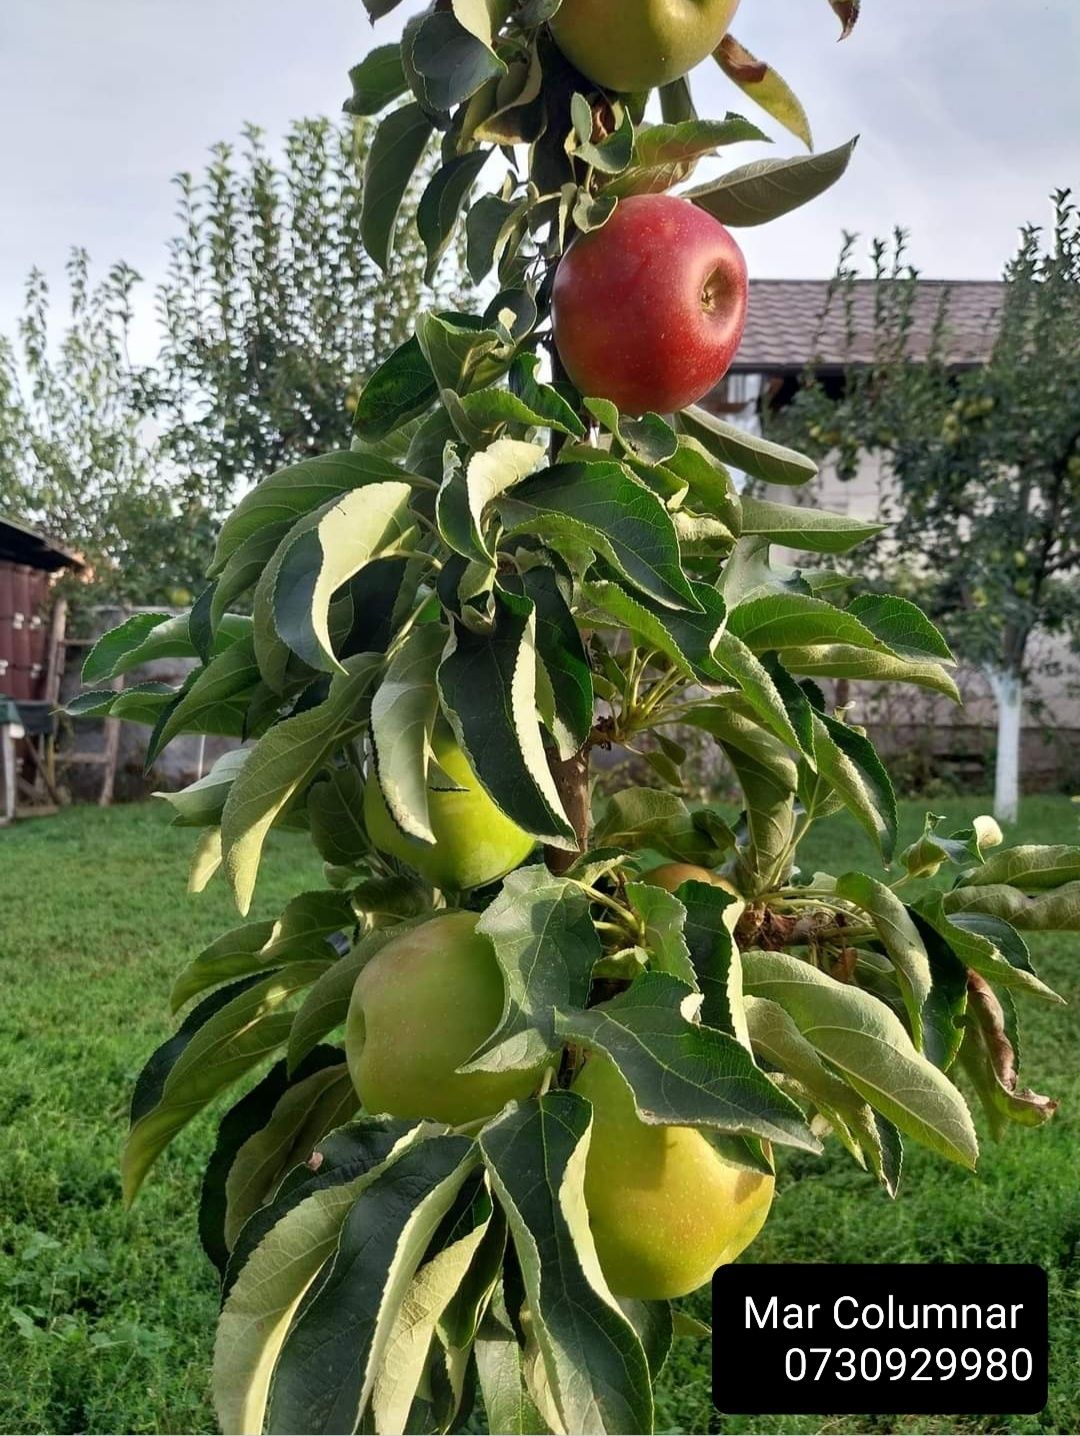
2,0,1078,359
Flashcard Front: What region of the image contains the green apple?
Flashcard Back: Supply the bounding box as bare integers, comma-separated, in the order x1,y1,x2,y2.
550,0,741,93
364,721,535,892
346,912,552,1125
572,1054,773,1298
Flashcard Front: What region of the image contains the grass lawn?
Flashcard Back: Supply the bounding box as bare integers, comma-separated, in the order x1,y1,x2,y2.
1,795,1077,1435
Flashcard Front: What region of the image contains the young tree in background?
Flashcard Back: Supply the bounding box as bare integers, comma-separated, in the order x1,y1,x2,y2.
153,119,467,518
774,194,1080,821
0,253,184,604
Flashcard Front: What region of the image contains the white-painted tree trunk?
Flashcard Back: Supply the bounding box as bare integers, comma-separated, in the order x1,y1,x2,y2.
987,669,1023,823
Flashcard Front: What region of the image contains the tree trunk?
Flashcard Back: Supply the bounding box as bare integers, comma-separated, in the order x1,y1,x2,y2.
987,668,1023,824
544,745,591,875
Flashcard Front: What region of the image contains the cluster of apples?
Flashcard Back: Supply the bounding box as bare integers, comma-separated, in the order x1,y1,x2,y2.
349,0,765,1304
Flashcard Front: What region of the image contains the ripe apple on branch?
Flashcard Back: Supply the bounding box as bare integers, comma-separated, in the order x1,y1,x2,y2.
70,1,1077,1433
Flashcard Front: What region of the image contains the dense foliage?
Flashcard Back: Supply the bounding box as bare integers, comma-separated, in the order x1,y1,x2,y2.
71,2,1079,1432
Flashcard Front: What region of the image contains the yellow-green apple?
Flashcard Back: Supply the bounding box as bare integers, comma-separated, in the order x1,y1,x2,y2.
572,1053,774,1298
364,722,534,891
346,912,552,1125
550,0,741,93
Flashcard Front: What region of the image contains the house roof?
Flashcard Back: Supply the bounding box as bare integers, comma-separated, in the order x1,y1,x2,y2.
730,279,1005,374
0,514,85,572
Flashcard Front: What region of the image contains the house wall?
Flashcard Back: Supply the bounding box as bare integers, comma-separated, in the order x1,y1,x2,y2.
763,450,1080,785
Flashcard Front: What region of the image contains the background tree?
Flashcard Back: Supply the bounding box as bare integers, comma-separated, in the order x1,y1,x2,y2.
153,118,467,519
0,252,179,605
773,194,1080,821
0,120,467,606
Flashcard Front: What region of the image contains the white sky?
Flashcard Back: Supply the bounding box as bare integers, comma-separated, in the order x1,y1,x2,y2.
2,0,1078,360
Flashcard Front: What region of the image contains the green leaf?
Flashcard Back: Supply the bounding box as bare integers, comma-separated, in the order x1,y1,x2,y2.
686,137,857,226
372,1182,494,1433
370,624,446,844
221,656,380,915
344,45,407,117
199,1047,344,1275
516,566,593,757
475,1279,547,1435
123,963,327,1204
743,996,895,1188
659,76,696,123
583,576,726,684
213,525,292,621
915,895,1063,1004
353,337,438,442
225,1064,357,1249
742,950,979,1169
555,973,818,1150
418,151,490,282
624,881,697,988
813,712,898,862
728,592,885,653
256,483,415,676
307,766,370,868
714,35,812,149
847,594,954,662
438,591,576,849
212,452,414,574
214,1120,425,1435
835,872,932,1048
499,460,702,611
464,867,600,1073
509,353,586,438
479,1094,654,1436
591,788,724,866
710,632,804,751
408,11,506,112
65,681,170,722
958,845,1080,892
678,881,745,1037
157,749,251,829
685,704,798,894
362,103,434,272
437,437,547,564
148,636,260,763
81,610,250,684
942,881,1080,932
169,918,276,1013
739,494,883,552
265,1134,479,1435
171,888,356,1012
781,644,962,701
606,115,767,198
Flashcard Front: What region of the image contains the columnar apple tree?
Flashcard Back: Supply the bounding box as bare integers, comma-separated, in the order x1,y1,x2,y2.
74,2,1079,1432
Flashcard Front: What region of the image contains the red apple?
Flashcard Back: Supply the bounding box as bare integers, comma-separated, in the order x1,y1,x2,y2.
551,194,748,417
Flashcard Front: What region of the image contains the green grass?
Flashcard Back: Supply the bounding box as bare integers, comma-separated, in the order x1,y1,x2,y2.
1,797,1077,1435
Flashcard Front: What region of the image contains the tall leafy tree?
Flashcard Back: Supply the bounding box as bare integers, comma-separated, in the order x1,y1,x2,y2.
773,197,1080,820
0,252,181,604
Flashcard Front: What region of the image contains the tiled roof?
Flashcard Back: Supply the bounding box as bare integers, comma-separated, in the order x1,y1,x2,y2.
731,279,1005,373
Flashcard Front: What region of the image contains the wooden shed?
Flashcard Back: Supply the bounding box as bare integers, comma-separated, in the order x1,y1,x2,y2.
0,515,86,823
